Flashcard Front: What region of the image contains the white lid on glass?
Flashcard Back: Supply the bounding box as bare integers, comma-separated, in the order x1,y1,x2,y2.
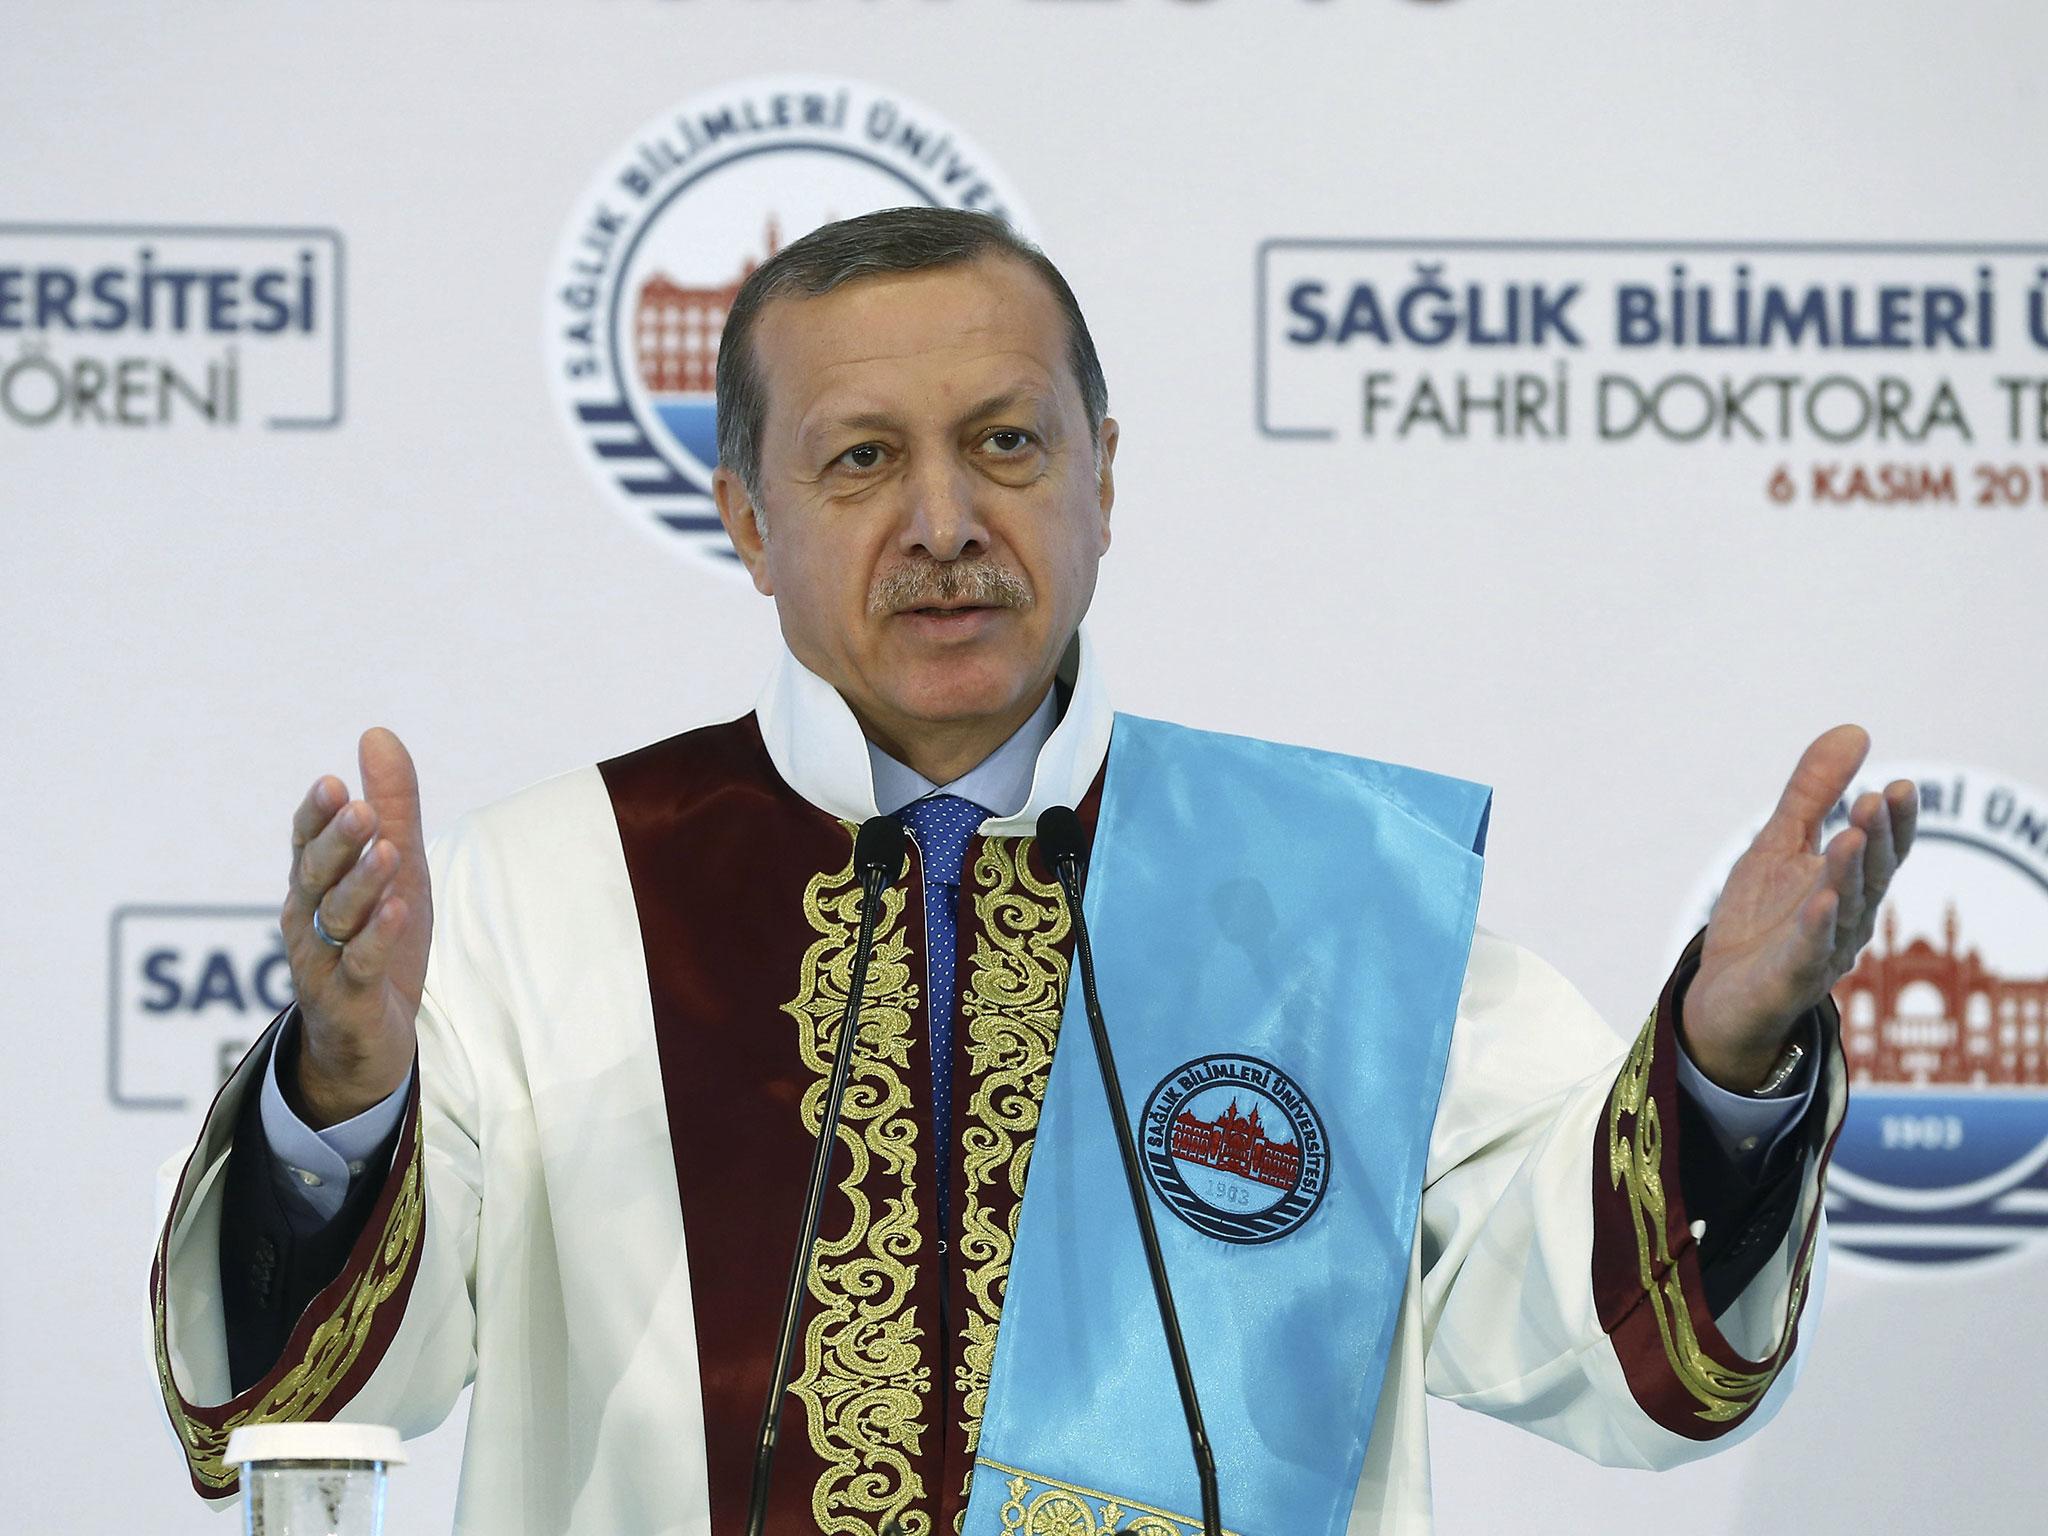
225,1423,407,1466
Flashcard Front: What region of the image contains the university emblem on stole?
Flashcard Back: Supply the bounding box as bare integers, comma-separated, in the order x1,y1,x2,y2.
1141,1054,1330,1243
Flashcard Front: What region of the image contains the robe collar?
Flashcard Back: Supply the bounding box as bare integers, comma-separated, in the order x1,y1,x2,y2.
753,626,1113,838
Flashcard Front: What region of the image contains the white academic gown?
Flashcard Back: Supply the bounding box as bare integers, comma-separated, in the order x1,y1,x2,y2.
152,633,1842,1534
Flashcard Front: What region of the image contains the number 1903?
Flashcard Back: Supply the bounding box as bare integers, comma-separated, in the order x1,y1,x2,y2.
1880,1114,1964,1150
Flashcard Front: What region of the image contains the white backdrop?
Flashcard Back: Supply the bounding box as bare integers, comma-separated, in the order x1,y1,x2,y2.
5,3,2043,1532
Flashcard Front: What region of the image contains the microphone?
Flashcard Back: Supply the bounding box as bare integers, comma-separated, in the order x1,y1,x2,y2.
1036,807,1222,1536
746,815,907,1536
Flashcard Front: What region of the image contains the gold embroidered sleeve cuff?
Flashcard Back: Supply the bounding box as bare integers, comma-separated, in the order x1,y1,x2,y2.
150,1053,427,1501
1588,932,1846,1440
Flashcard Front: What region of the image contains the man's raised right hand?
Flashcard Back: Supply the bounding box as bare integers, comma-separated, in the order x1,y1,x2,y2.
280,727,432,1129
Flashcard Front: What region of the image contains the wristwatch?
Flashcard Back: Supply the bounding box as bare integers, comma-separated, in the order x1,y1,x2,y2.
1753,1036,1808,1096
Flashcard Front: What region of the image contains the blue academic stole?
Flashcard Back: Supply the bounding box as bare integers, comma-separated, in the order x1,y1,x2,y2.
963,715,1491,1536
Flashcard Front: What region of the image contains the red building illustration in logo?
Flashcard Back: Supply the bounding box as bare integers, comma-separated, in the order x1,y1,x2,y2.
1836,905,2048,1088
1170,1097,1302,1191
633,219,783,395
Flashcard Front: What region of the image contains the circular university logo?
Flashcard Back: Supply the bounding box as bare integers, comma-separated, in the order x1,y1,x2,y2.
545,77,1034,568
1677,762,2048,1268
1141,1055,1330,1244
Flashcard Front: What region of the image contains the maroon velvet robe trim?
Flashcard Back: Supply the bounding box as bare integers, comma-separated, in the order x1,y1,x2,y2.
601,713,1102,1533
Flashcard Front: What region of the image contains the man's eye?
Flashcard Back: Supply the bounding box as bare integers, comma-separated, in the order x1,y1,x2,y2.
983,429,1034,454
836,443,885,471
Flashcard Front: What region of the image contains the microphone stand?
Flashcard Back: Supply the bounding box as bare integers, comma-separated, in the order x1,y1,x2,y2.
1037,807,1223,1536
745,817,905,1536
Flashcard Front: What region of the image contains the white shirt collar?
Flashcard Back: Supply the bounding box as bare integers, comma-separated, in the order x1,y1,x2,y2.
754,626,1113,836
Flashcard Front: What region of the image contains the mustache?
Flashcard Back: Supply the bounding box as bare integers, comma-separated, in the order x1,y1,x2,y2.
868,559,1034,616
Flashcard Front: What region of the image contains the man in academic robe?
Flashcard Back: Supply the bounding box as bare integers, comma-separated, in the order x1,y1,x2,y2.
151,208,1917,1535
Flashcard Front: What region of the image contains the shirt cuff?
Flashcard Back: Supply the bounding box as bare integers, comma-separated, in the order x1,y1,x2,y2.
259,1010,415,1227
1673,1013,1820,1176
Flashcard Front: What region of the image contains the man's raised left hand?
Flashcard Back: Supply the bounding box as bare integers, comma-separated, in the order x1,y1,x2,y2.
1682,725,1918,1094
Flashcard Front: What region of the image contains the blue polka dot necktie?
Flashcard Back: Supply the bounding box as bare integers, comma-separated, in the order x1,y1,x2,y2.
893,793,991,1237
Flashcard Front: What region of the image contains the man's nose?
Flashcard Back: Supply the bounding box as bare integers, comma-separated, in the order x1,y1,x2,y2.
898,452,991,562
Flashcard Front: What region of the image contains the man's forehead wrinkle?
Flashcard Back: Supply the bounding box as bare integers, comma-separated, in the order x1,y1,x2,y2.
770,295,1027,367
801,335,1049,380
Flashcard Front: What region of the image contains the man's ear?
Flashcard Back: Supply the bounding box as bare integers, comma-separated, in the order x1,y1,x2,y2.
1094,416,1118,553
713,466,774,595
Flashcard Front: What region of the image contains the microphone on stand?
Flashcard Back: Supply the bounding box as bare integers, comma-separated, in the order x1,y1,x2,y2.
746,816,907,1536
1035,807,1222,1536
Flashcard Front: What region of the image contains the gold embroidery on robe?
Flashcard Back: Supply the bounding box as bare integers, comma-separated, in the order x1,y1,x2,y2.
153,1109,426,1492
1606,1005,1814,1423
955,836,1070,1490
978,1456,1241,1536
783,832,931,1534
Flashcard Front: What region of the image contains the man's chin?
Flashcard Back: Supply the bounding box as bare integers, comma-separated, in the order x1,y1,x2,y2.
878,652,1047,729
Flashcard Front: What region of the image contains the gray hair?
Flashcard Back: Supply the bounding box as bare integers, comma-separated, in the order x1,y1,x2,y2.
713,207,1109,505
